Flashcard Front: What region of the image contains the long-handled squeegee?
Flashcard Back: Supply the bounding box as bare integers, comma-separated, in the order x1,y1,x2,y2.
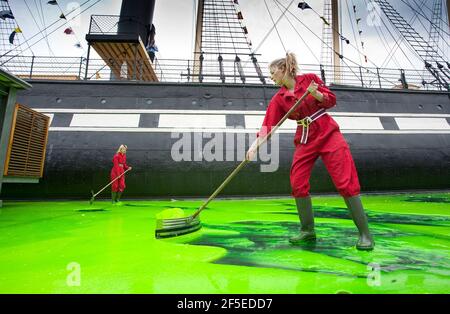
155,88,312,238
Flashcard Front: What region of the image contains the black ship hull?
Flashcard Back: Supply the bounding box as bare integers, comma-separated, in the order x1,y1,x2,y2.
4,80,449,198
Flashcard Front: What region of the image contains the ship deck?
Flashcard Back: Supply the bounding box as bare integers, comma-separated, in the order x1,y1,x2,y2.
0,192,449,293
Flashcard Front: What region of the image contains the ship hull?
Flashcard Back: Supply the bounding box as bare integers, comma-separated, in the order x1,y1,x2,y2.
4,81,449,198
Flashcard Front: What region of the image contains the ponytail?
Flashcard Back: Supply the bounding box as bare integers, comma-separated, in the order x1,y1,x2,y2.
285,52,298,78
269,52,298,79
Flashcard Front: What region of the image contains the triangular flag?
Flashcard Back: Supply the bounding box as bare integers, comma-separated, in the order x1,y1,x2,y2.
8,30,16,44
356,18,361,24
64,27,74,34
233,0,239,4
47,0,57,5
60,13,66,19
298,2,312,10
353,5,356,13
237,12,243,19
242,26,248,34
8,27,22,44
340,35,350,44
74,42,82,48
0,10,14,20
320,16,330,26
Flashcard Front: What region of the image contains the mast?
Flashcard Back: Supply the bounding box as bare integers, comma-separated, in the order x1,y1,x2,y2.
331,0,341,84
193,0,204,82
447,0,450,32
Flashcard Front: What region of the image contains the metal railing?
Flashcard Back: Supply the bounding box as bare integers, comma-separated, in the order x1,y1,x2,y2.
0,53,447,91
88,14,140,36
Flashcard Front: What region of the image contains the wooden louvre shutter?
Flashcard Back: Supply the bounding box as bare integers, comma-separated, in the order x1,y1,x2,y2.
4,104,50,178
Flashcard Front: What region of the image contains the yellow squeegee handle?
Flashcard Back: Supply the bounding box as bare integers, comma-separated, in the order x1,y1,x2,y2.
191,88,311,219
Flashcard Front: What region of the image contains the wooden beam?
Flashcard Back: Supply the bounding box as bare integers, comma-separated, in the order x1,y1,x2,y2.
91,40,158,82
193,0,204,82
331,0,341,84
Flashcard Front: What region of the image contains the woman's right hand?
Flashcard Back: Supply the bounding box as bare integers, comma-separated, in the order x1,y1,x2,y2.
246,147,256,161
246,139,259,161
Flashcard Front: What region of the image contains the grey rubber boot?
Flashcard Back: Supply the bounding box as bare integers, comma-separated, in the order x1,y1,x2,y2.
116,192,123,205
111,192,117,204
344,195,375,251
289,197,317,244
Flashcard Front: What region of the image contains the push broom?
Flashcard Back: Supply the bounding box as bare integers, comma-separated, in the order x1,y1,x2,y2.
90,168,132,205
155,88,312,238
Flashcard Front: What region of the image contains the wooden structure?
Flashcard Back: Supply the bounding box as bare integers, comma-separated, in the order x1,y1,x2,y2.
0,69,33,206
4,104,49,178
85,34,158,82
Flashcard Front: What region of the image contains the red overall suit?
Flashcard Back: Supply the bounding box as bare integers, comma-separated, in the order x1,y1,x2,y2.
258,73,361,198
110,152,129,193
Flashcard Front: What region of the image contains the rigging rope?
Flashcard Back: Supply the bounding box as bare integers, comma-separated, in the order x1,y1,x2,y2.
0,0,99,60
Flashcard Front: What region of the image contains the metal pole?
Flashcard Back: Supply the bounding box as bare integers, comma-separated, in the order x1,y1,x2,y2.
30,56,35,79
400,69,408,89
376,67,381,88
78,57,83,80
187,60,191,82
359,66,364,87
84,44,91,80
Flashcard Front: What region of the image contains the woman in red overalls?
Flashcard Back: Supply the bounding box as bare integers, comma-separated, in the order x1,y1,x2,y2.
246,53,374,250
111,144,132,205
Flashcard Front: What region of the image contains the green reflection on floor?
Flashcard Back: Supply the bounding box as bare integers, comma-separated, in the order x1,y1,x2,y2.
0,192,448,293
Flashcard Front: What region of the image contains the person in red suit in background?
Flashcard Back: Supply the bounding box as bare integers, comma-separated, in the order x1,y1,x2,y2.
111,144,132,205
246,52,374,250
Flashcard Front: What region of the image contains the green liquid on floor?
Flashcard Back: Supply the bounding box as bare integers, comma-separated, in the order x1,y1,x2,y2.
0,193,449,293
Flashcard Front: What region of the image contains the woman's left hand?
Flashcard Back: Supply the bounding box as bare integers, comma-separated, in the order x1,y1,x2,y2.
307,81,319,95
307,81,324,102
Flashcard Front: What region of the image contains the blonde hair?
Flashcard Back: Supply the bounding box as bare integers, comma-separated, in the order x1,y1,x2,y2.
269,52,298,80
117,144,128,153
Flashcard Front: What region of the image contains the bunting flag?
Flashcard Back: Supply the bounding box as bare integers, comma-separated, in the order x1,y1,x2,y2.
353,5,356,13
359,30,362,35
47,0,57,5
74,42,82,49
8,27,21,44
356,18,361,24
298,2,312,10
340,35,350,45
320,16,330,26
233,0,251,44
64,27,74,34
60,13,66,19
0,10,14,20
